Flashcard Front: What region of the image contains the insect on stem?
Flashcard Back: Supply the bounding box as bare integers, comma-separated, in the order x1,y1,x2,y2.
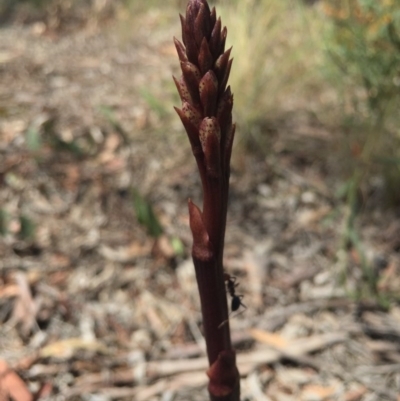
219,273,247,328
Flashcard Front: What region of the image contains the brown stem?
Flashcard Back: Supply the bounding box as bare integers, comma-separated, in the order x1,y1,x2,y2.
175,1,240,399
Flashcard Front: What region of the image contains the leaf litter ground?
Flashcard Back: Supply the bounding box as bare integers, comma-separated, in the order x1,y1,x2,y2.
0,8,399,401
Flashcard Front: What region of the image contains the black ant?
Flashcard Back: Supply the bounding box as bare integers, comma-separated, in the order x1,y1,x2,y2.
225,273,246,312
219,273,246,328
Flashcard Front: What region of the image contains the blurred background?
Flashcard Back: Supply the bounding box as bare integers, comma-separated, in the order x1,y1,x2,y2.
0,0,399,400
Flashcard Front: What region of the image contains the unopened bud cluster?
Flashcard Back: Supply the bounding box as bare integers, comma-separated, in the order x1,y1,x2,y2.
174,0,235,180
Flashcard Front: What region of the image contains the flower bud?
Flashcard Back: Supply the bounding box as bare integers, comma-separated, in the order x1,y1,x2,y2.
209,17,221,59
173,37,188,63
199,117,221,178
174,107,202,156
181,61,202,105
182,101,202,128
199,71,218,117
194,2,212,46
214,48,231,83
173,75,193,104
198,38,213,75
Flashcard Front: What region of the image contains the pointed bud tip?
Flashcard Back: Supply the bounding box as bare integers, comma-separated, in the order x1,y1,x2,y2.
188,200,213,261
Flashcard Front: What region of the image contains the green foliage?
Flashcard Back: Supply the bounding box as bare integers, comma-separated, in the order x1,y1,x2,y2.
0,209,8,236
171,236,184,256
139,88,170,119
0,209,38,241
46,134,86,157
321,0,400,204
19,215,35,240
25,126,42,153
132,188,163,238
323,0,400,116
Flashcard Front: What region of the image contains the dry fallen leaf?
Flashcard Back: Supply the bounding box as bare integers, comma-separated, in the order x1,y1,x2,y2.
243,245,271,308
301,383,337,400
0,284,20,299
10,273,39,336
33,382,53,399
343,386,367,401
97,133,123,168
154,235,175,259
249,328,289,349
99,241,152,262
0,359,33,401
40,338,108,359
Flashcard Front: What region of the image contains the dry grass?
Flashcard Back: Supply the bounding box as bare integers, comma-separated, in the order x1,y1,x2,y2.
217,0,331,149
